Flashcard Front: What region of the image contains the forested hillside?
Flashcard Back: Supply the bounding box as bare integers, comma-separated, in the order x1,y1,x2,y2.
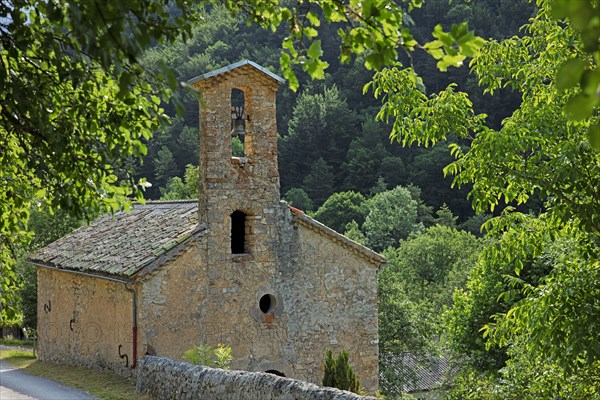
138,0,534,223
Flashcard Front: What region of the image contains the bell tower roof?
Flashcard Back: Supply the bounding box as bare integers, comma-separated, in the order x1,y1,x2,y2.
187,60,285,86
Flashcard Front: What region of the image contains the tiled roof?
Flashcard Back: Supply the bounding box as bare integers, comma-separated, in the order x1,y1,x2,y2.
187,60,285,86
380,353,456,394
29,201,203,278
289,206,386,266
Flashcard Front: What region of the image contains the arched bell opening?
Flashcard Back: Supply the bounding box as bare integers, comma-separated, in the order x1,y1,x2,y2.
231,88,246,157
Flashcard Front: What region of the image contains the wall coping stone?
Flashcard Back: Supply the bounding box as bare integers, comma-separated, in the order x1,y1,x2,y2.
136,356,378,400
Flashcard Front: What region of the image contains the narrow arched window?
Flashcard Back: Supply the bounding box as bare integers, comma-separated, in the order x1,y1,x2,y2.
231,210,246,254
231,89,245,157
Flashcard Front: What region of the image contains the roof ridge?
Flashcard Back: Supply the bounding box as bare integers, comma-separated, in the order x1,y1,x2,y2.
187,60,285,85
142,200,198,204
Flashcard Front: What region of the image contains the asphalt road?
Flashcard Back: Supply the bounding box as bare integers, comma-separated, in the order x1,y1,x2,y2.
0,353,97,400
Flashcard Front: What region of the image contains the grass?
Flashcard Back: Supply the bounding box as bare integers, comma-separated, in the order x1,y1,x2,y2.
0,348,37,368
0,349,151,400
0,338,34,347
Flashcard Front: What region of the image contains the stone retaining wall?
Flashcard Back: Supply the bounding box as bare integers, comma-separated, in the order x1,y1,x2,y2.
136,356,378,400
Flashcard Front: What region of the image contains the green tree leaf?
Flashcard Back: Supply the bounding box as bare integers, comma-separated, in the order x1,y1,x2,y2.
565,93,596,120
556,59,587,91
307,40,323,60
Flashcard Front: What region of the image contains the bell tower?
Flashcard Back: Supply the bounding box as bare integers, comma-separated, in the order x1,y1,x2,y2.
188,61,289,373
189,60,284,223
189,59,285,263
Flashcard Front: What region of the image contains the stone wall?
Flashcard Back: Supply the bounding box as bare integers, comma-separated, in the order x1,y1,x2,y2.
136,356,378,400
138,239,207,361
276,214,380,390
37,267,136,377
139,203,379,392
193,63,281,224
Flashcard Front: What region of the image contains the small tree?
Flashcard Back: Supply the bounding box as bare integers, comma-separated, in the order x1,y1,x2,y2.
323,349,336,387
303,157,335,208
232,136,244,157
434,203,458,228
312,191,367,233
160,164,200,200
322,349,361,394
343,220,367,245
153,146,178,187
363,186,423,251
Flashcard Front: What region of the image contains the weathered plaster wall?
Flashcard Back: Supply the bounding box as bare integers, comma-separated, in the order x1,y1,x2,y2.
139,241,207,359
277,212,379,391
37,267,135,376
136,356,378,400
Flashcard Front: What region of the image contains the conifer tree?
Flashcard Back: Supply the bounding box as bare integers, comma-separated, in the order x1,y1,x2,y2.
322,349,361,393
322,349,335,387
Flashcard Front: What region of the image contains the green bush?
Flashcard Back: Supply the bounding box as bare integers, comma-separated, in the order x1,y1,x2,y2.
182,343,233,369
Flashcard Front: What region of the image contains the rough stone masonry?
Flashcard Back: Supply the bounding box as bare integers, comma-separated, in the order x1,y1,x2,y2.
136,356,379,400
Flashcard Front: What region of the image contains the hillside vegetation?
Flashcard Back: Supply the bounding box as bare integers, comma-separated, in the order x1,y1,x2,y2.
3,0,598,398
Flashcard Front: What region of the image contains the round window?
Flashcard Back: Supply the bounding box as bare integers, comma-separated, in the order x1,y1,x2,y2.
259,294,276,314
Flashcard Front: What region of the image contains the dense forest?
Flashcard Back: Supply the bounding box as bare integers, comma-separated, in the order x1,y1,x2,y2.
138,0,533,222
3,0,599,398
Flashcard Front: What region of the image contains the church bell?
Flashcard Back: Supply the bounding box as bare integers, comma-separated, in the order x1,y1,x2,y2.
231,118,245,137
231,106,246,138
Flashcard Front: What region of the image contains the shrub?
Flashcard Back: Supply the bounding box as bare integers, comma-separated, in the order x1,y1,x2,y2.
182,343,232,369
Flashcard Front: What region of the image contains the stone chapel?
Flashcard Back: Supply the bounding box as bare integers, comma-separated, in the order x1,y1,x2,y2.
31,60,384,392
